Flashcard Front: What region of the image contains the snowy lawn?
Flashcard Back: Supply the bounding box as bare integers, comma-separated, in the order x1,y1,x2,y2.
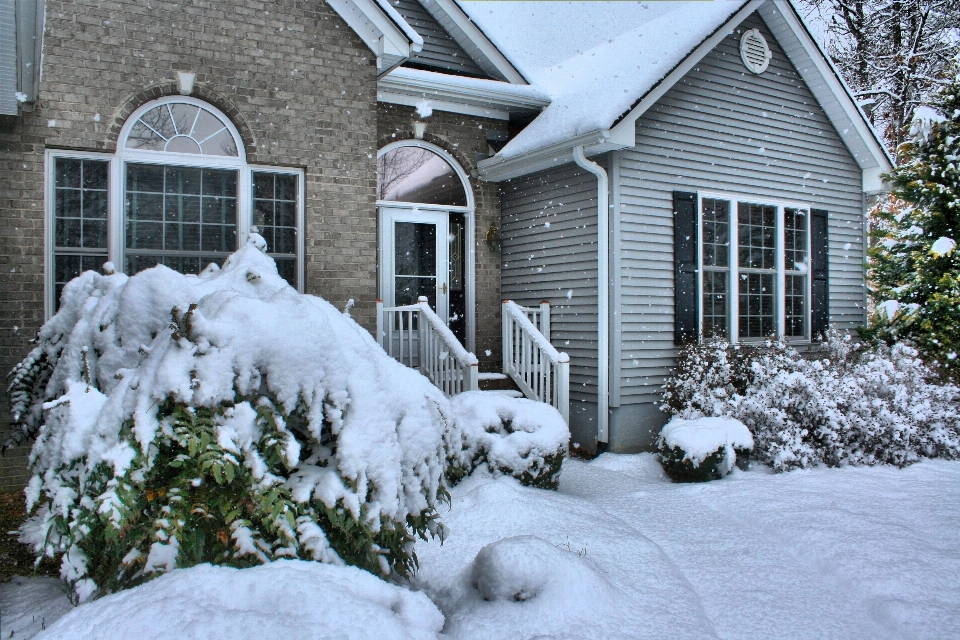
4,454,959,639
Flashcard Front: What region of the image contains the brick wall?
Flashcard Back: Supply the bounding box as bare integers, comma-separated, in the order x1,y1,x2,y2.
376,103,502,372
0,0,379,491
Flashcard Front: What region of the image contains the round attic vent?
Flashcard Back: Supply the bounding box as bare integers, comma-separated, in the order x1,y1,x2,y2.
740,28,771,74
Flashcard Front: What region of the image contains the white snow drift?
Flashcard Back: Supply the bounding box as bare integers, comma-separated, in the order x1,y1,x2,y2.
33,561,444,640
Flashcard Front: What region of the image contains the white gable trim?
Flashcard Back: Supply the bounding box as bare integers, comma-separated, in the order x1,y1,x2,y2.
757,0,893,187
325,0,422,75
606,0,764,151
418,0,527,84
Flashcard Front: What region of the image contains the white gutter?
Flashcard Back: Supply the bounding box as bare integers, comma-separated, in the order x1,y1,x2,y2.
572,145,609,444
378,67,550,120
478,130,632,182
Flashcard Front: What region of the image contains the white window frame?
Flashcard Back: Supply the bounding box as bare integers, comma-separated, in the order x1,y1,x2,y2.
45,97,305,318
697,192,812,343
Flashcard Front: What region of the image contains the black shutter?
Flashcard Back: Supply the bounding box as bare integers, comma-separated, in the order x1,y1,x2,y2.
811,208,829,339
674,191,699,345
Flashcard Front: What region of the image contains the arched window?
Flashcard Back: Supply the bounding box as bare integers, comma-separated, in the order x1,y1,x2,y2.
124,101,240,156
377,145,467,206
46,97,304,314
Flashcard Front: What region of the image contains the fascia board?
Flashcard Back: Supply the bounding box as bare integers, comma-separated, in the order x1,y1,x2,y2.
326,0,412,60
378,70,550,112
378,90,509,120
477,131,629,182
608,0,764,143
423,0,527,84
373,0,424,51
763,0,892,173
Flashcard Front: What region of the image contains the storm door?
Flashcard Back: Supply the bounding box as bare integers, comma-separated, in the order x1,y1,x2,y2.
379,207,449,321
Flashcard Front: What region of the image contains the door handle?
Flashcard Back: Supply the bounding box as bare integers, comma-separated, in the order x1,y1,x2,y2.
441,282,447,294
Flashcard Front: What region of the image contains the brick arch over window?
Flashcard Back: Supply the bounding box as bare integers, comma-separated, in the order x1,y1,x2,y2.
108,84,255,156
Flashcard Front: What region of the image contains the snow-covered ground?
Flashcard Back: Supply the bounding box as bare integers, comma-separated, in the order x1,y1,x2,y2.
4,454,959,639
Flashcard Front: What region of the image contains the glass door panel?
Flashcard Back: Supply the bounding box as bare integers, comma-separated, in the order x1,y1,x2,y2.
394,221,437,308
379,207,448,321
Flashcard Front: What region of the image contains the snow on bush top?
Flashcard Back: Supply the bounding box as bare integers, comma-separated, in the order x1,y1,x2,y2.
37,560,444,640
19,235,449,530
659,417,754,466
449,391,568,485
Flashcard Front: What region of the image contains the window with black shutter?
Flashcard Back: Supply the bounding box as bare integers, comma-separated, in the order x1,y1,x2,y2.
674,191,822,343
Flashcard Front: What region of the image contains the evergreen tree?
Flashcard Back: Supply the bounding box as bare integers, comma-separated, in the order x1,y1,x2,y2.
865,69,960,379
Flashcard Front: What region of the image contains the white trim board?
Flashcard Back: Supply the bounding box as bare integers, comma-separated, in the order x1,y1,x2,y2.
419,0,527,84
324,0,420,74
377,67,549,121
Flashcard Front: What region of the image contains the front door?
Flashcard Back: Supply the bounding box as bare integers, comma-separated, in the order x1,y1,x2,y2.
379,207,449,321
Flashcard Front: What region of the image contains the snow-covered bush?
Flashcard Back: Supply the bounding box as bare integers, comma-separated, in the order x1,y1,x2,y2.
11,236,451,601
470,536,608,603
657,417,753,483
446,392,568,490
661,332,960,471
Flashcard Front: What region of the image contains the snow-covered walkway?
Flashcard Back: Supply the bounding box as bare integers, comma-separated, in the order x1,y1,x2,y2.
415,454,960,640
4,455,959,639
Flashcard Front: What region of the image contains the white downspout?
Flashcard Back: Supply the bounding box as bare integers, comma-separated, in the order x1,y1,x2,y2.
572,145,609,444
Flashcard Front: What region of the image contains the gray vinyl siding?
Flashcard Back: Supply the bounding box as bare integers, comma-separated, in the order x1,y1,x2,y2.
393,0,487,77
0,0,16,115
501,163,599,405
615,11,865,408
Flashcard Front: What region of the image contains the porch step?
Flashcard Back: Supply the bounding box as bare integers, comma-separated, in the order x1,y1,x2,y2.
488,389,524,398
478,371,521,394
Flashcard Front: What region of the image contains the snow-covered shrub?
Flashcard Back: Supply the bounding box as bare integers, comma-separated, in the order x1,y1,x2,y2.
447,392,568,490
657,417,753,483
661,332,960,471
11,236,451,601
470,536,609,603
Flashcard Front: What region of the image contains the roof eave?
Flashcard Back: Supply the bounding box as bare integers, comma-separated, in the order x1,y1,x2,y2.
325,0,419,75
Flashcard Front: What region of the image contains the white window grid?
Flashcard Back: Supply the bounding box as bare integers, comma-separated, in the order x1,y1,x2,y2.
45,152,305,319
696,192,812,343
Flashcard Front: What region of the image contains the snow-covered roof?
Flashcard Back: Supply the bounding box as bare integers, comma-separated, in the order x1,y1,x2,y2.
458,0,892,185
460,0,749,160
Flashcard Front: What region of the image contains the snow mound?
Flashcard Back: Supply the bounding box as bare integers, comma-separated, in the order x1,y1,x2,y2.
471,535,609,603
14,235,452,598
660,416,754,467
35,560,444,640
449,392,568,489
0,577,73,640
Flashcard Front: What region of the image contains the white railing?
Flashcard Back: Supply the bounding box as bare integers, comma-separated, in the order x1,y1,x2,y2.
377,297,478,396
502,300,569,423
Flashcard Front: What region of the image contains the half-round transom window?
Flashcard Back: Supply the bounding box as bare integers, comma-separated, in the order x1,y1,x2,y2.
125,101,239,157
377,145,467,207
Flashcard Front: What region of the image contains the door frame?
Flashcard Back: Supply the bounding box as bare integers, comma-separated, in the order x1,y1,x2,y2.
376,140,476,352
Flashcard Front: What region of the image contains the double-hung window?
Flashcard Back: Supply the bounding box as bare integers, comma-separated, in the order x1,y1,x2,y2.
699,194,810,341
46,97,304,316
